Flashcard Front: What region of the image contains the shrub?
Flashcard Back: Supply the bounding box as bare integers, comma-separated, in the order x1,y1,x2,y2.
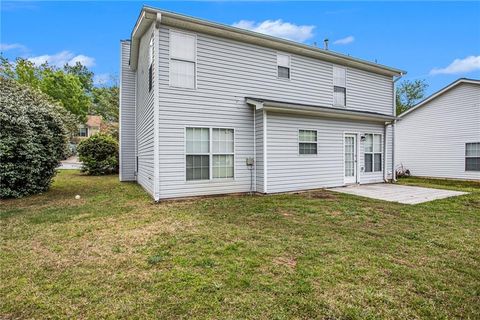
0,77,69,198
77,134,118,175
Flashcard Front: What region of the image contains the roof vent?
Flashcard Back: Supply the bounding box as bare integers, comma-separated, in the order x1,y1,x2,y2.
324,38,329,50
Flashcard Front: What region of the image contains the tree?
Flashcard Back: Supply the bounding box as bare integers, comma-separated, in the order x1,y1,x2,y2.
396,79,428,115
0,57,91,120
92,85,119,122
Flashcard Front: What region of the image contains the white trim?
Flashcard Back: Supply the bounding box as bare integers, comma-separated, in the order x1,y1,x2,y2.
184,126,236,182
343,133,358,184
153,25,161,201
399,78,480,118
119,42,124,181
168,28,197,90
253,107,257,192
263,109,268,193
297,128,319,156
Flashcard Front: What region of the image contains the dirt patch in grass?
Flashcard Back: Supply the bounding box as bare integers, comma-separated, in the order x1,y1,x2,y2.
305,189,339,200
273,256,297,269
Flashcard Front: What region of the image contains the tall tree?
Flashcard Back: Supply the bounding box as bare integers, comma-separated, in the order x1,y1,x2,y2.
92,85,119,122
64,62,94,94
396,79,428,115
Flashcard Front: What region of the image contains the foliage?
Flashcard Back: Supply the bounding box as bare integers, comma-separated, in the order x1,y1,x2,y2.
0,57,92,120
0,77,69,198
77,133,119,175
396,79,428,115
64,62,94,94
1,172,479,318
101,121,119,141
92,85,119,122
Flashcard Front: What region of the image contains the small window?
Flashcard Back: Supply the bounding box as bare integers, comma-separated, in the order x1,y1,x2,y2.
148,36,154,92
466,142,480,171
277,53,290,79
333,66,346,107
299,130,317,155
170,31,196,89
185,127,235,181
78,127,88,137
364,133,382,172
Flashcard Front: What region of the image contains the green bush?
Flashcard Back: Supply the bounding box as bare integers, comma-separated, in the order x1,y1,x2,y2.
0,77,69,198
77,134,118,175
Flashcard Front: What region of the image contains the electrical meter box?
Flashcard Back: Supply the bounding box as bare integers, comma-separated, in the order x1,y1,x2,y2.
246,157,254,166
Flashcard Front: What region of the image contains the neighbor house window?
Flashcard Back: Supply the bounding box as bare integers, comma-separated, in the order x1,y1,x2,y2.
78,127,88,137
364,133,382,172
299,130,317,155
170,31,196,89
186,127,235,181
277,53,290,79
333,66,346,107
148,35,154,92
466,142,480,171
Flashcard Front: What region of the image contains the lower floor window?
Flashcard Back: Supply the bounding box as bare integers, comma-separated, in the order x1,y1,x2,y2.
364,133,382,172
466,142,480,171
186,127,234,181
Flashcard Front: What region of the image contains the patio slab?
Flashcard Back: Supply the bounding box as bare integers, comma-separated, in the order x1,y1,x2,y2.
328,183,467,204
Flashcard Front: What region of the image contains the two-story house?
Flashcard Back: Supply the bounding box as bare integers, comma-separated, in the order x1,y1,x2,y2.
120,7,405,201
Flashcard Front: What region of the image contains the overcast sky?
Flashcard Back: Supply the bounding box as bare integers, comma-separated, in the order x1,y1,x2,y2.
1,1,479,94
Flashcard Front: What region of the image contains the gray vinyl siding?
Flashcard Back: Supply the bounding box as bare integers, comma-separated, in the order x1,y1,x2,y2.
119,41,136,181
266,112,386,193
135,24,156,196
255,109,264,193
397,83,480,180
152,26,394,199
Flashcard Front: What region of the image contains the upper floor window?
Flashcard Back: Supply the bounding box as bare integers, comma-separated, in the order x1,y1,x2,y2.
170,31,196,89
333,66,346,107
148,35,154,92
466,142,480,171
299,130,317,155
365,133,382,172
277,53,290,79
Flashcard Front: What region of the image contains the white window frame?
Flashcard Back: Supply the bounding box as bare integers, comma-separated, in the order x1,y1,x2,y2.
277,52,291,80
169,29,197,90
333,65,347,107
184,127,235,182
78,127,88,137
465,142,480,172
364,133,383,173
298,129,318,156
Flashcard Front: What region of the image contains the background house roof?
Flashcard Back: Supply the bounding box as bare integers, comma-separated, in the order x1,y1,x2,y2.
86,115,102,127
399,78,480,118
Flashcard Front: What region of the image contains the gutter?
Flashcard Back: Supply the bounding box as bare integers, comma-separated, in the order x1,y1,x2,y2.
390,73,404,182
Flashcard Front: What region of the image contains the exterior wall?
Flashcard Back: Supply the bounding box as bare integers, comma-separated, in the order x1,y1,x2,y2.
135,24,156,195
266,112,386,193
120,41,137,181
396,83,480,180
152,26,394,199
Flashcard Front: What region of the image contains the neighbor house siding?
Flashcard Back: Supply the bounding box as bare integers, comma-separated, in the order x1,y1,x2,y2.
135,24,156,196
396,83,480,180
255,109,264,193
266,112,386,193
119,41,137,181
152,26,395,199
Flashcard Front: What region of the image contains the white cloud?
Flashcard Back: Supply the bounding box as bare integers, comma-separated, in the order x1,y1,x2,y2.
93,73,111,86
0,43,28,52
430,55,480,75
232,19,315,43
333,36,355,45
28,50,95,68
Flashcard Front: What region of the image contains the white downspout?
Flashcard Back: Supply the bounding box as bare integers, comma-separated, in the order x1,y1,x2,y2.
392,73,404,182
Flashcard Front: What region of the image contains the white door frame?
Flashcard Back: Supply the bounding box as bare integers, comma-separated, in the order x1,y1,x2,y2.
343,133,358,184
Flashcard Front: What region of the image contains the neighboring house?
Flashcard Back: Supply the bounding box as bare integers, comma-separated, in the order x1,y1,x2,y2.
77,115,102,139
119,6,405,201
396,78,480,181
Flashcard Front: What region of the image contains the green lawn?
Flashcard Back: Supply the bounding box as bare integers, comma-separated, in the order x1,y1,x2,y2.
1,171,479,319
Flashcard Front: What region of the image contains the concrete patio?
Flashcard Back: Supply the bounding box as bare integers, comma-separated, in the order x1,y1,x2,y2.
328,183,468,205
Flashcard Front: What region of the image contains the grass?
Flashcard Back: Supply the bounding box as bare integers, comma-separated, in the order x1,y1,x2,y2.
1,171,479,319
